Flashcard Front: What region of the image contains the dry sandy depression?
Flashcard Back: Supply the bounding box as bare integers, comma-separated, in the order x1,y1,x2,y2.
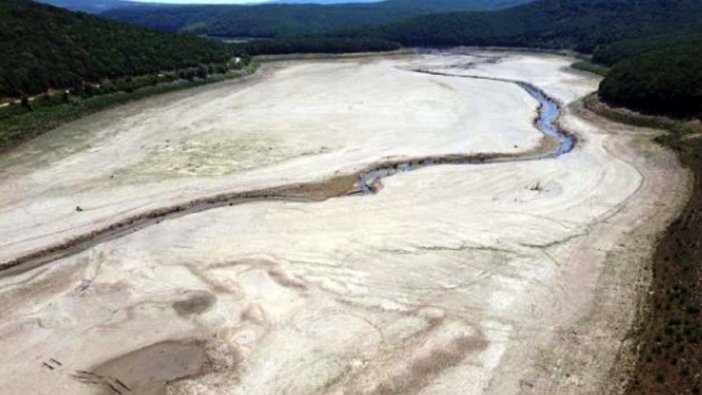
0,51,690,394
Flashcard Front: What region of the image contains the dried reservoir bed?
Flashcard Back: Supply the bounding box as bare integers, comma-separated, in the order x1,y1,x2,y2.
0,50,690,394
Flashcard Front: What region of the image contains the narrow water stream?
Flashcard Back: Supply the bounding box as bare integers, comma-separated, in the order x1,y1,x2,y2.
357,71,574,193
0,68,577,275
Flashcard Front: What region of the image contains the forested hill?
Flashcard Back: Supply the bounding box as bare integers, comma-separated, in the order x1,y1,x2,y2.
0,0,241,98
346,0,702,52
597,30,702,119
101,0,533,38
382,0,530,11
34,0,137,14
344,0,702,119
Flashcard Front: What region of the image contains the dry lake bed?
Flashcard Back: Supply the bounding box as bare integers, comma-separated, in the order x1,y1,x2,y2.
0,50,690,394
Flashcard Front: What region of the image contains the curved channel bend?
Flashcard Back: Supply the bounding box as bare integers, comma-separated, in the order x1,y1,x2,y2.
357,69,574,193
0,69,576,275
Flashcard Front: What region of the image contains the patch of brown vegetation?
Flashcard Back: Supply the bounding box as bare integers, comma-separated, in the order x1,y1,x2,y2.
586,95,702,395
625,137,702,395
281,173,358,201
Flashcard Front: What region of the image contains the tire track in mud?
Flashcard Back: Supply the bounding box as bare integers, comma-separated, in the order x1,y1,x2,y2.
0,72,576,277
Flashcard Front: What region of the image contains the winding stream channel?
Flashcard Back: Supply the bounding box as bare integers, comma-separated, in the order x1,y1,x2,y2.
357,70,574,193
0,69,575,275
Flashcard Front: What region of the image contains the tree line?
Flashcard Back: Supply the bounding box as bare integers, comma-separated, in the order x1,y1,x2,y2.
338,0,702,53
101,0,531,39
237,37,401,56
330,0,702,120
5,0,702,121
0,0,244,98
598,32,702,119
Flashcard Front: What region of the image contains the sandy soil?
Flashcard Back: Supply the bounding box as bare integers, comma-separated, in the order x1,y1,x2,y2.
0,51,689,394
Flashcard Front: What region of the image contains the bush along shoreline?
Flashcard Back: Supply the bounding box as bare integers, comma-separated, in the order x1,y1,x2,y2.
0,58,256,152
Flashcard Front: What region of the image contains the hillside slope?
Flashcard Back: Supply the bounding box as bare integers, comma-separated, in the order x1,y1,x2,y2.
102,0,532,38
34,0,137,13
350,0,702,52
598,31,702,119
0,0,239,97
335,0,702,120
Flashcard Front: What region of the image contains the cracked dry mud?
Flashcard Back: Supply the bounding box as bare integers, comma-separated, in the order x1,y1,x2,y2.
0,50,690,394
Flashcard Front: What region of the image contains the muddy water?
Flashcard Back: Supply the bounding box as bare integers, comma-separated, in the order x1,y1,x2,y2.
358,75,573,193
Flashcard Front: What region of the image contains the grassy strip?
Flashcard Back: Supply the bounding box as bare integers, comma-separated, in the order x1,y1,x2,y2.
0,48,401,152
0,62,258,153
585,94,702,395
571,58,611,76
583,94,699,134
0,49,405,152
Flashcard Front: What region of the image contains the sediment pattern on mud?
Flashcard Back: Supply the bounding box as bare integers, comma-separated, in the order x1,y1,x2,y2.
0,52,688,395
0,74,573,277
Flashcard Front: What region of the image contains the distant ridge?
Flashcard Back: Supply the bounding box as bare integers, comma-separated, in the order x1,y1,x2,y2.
272,0,382,4
345,0,702,52
1,0,239,97
34,0,139,13
102,0,533,38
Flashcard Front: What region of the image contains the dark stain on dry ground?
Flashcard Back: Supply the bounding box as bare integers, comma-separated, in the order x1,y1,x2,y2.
172,291,216,316
90,339,208,395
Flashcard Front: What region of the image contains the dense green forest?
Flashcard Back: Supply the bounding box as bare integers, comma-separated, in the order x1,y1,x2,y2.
35,0,136,14
598,35,702,119
238,37,401,56
328,0,702,119
101,0,532,38
593,30,702,66
11,0,702,120
0,0,244,98
341,0,702,52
